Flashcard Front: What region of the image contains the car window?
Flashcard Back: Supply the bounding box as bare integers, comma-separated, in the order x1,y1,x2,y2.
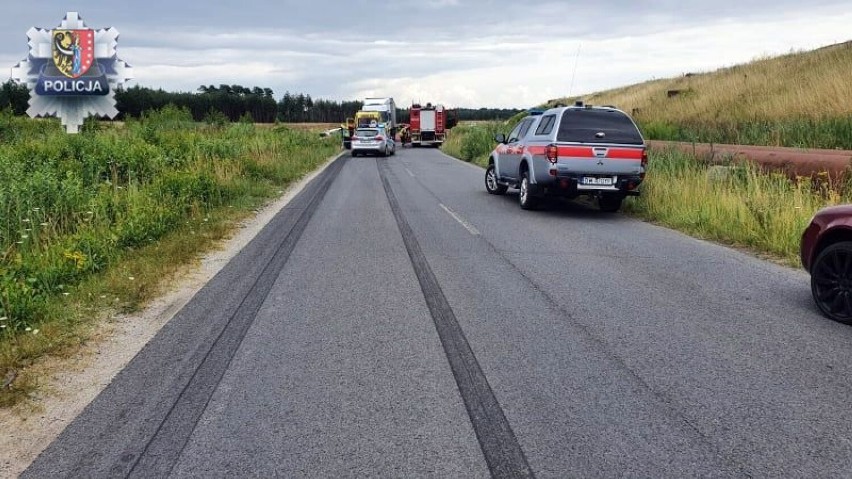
506,121,525,143
357,116,381,128
518,118,536,139
535,115,556,135
355,129,378,137
508,118,534,143
556,109,643,144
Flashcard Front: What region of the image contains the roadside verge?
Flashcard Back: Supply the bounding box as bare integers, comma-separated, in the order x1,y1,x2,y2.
0,149,345,478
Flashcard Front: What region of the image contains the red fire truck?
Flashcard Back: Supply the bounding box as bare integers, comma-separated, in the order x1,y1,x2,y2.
408,103,457,147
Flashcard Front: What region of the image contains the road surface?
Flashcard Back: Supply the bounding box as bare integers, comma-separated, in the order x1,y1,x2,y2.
24,147,852,478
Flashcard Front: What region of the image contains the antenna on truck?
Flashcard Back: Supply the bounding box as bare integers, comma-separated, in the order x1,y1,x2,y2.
568,42,582,99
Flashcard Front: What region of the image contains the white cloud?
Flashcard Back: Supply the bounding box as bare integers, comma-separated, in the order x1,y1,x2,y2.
4,2,850,109
425,0,460,6
352,5,852,107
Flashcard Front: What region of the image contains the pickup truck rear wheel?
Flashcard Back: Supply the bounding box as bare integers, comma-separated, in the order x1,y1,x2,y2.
598,194,623,213
519,171,538,210
485,164,508,195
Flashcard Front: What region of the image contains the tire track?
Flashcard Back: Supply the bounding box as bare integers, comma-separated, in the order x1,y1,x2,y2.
397,150,752,477
377,159,535,479
119,155,348,478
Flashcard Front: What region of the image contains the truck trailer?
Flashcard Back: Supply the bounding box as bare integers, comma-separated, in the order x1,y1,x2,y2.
361,97,397,136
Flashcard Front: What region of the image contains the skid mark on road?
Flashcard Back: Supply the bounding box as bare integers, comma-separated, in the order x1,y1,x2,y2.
377,159,534,479
121,156,349,479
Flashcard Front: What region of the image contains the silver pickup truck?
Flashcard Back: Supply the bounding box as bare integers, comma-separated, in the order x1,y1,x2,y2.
485,103,647,212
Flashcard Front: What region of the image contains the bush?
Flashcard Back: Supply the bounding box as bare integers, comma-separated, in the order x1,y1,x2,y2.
204,108,229,128
443,122,511,167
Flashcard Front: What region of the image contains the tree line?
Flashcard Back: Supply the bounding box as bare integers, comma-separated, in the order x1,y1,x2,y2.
0,80,29,116
0,80,523,123
117,85,279,122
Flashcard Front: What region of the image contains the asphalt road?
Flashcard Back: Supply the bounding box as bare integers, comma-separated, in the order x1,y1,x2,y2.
24,146,852,478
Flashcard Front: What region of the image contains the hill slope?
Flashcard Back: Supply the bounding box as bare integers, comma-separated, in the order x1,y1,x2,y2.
543,41,852,148
549,41,852,123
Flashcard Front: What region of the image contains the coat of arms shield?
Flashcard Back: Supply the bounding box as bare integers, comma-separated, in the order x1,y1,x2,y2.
52,29,95,78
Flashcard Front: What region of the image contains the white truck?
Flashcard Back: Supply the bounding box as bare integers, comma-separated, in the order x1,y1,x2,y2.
361,97,397,137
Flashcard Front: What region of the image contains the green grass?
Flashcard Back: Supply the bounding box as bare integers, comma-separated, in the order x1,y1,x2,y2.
624,148,843,265
444,122,514,168
641,117,852,150
0,106,338,406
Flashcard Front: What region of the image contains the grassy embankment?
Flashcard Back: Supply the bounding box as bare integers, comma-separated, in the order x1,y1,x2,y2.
549,41,852,149
0,107,338,406
442,42,852,267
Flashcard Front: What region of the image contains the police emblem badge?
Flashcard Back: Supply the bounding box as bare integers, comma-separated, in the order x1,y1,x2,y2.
11,12,133,133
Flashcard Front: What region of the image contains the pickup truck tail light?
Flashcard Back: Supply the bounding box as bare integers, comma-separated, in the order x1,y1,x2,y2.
640,150,648,179
546,144,558,163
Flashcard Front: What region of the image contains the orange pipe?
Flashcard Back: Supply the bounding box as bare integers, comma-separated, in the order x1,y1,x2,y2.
647,141,852,178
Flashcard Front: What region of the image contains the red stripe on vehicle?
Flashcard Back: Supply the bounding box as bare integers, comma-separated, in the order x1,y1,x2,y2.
556,146,644,160
607,148,644,159
557,146,595,157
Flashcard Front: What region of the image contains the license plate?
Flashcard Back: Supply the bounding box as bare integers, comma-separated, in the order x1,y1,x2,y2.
581,176,615,186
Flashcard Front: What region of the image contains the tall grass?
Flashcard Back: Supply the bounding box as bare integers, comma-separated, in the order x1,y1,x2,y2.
641,117,852,150
626,148,844,264
443,121,514,167
0,107,337,404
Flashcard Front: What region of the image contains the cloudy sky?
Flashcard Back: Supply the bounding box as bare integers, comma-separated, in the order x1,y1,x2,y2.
2,1,850,108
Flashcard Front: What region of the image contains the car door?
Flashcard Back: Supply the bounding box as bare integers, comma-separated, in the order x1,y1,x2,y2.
502,118,535,181
381,125,392,151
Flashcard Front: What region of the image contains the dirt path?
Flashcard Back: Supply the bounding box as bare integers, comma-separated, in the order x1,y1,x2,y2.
0,153,341,478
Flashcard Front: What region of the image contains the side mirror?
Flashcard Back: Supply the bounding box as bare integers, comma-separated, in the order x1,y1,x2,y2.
494,133,506,144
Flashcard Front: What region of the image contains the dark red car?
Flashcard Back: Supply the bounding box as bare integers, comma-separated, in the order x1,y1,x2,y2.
801,205,852,324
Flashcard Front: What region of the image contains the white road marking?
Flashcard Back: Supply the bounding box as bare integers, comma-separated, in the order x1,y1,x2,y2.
404,167,415,177
439,150,486,171
440,204,480,236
